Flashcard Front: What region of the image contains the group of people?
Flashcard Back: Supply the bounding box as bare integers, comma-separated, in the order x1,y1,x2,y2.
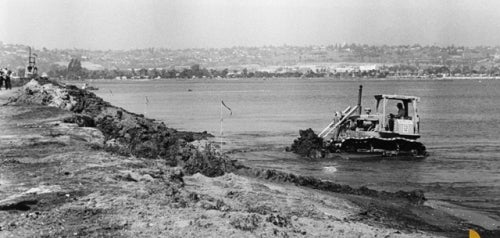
0,68,13,90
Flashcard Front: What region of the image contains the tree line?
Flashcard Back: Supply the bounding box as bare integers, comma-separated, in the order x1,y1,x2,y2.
47,59,333,80
46,58,500,80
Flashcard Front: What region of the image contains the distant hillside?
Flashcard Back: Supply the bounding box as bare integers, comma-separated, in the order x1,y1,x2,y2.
1,41,499,76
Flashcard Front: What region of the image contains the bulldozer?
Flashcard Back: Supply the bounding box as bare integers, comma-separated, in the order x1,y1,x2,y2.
319,85,427,158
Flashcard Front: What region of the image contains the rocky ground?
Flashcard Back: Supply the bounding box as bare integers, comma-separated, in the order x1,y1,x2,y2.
0,82,498,237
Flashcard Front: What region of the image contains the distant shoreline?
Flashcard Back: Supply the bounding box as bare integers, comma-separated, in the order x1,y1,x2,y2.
78,75,500,82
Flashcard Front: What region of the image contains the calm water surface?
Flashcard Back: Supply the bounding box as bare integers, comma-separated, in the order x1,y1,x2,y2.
92,78,500,226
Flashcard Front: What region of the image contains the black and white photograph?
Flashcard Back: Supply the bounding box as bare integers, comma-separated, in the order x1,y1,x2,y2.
0,0,499,237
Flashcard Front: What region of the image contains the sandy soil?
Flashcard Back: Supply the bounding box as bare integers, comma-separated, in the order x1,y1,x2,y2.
0,87,497,238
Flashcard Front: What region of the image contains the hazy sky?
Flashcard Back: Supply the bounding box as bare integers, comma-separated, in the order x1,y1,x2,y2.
1,0,500,50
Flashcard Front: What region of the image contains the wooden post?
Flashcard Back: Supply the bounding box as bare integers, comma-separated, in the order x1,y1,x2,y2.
220,100,223,152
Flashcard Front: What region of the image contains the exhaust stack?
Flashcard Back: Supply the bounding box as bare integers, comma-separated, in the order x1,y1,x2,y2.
358,85,363,115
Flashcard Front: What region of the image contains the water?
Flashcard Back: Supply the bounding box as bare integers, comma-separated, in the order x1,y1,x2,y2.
91,78,500,226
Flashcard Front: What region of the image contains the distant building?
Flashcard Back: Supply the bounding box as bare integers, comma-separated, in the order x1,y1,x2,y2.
335,66,356,73
359,65,378,72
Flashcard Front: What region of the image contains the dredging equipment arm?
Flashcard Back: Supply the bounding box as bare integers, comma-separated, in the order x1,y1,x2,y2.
318,106,351,137
321,105,358,139
318,85,363,139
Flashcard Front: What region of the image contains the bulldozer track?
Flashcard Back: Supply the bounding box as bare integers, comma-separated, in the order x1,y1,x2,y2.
332,137,427,157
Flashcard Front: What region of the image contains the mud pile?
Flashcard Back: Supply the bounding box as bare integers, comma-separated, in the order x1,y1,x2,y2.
7,79,237,177
288,128,326,159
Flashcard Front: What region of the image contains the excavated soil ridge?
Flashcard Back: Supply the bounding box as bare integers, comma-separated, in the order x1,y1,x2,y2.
7,79,237,177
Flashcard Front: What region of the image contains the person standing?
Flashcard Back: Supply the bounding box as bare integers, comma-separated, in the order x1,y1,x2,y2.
5,69,12,89
0,70,4,90
2,68,8,89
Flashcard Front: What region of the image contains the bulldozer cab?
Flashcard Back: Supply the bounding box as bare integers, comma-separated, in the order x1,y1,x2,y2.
374,94,420,135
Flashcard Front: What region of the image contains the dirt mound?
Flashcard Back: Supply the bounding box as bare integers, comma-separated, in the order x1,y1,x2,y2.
179,145,237,177
288,128,325,158
7,79,234,177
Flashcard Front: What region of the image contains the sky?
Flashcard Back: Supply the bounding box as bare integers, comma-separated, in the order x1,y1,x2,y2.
1,0,500,50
